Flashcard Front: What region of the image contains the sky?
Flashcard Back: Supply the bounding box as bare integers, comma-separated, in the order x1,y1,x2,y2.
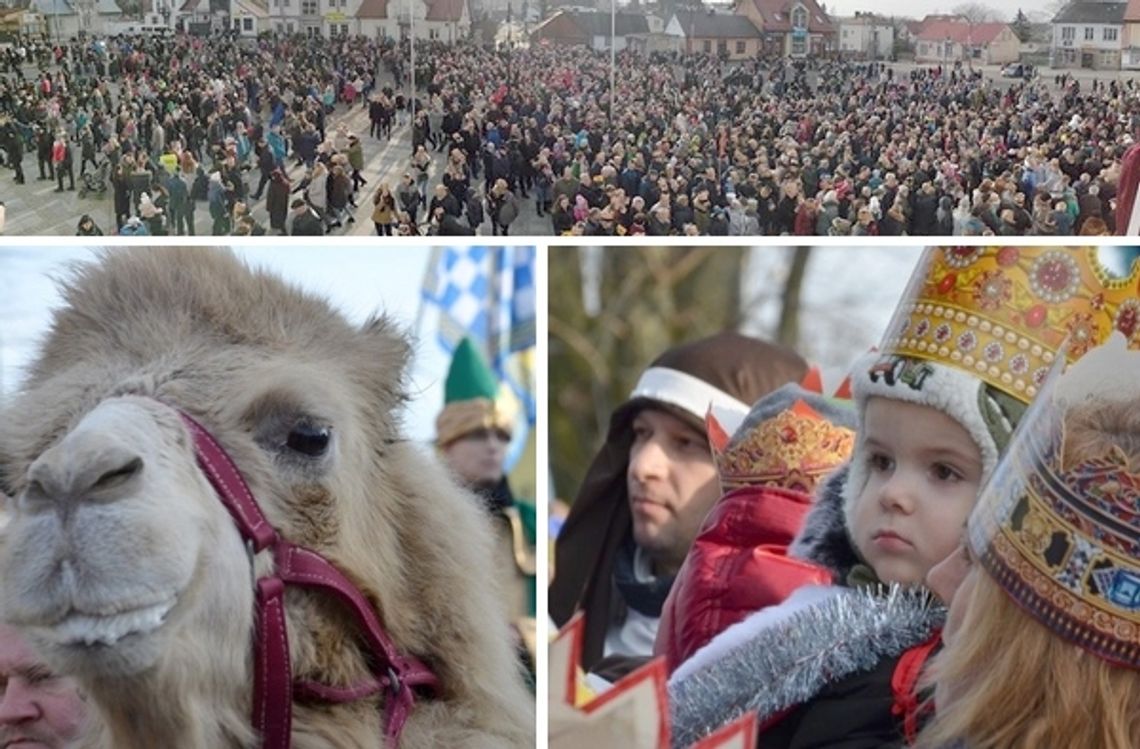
821,0,1018,21
0,246,457,444
743,246,1139,387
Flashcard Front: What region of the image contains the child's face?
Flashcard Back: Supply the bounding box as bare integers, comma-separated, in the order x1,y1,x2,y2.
850,398,983,585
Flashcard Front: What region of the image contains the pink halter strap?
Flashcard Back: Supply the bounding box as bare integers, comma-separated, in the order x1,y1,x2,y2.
178,410,440,748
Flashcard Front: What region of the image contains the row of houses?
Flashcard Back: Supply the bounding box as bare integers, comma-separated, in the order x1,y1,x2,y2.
531,5,1026,64
531,0,836,59
0,0,470,41
6,0,1140,71
839,2,1140,70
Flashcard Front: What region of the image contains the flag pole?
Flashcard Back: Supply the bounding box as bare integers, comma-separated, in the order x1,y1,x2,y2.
609,0,615,126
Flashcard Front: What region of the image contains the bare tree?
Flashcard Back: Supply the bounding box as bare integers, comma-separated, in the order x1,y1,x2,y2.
951,2,1004,23
548,247,813,502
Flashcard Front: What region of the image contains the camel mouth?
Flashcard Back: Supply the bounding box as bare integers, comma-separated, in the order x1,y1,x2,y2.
38,597,178,648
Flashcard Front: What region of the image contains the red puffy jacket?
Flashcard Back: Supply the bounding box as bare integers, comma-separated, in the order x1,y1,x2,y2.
655,484,832,674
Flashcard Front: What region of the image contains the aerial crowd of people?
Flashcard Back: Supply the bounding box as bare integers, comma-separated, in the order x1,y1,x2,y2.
1,30,1139,236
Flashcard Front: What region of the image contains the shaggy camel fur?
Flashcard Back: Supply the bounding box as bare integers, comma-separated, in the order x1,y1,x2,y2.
0,248,535,749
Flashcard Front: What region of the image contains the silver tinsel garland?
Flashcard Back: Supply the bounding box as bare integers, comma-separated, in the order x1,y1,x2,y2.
668,585,945,748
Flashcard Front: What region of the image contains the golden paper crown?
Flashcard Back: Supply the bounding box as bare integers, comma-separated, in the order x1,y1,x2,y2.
548,615,757,748
882,248,1140,404
969,333,1140,669
710,400,855,494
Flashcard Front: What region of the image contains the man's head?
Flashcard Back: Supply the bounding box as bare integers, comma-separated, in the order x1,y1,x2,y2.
436,339,515,492
0,624,87,748
613,333,808,575
626,406,719,576
442,426,510,490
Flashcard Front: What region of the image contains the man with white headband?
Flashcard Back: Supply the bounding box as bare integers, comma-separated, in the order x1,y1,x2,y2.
549,332,807,670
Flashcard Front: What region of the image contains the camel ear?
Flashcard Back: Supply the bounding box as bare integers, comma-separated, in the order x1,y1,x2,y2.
357,314,414,403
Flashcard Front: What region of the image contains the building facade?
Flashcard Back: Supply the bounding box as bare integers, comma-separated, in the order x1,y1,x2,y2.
837,11,893,59
1052,0,1126,69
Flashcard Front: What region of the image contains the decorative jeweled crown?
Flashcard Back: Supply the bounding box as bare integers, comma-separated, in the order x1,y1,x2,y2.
968,334,1140,669
710,400,855,494
881,248,1140,405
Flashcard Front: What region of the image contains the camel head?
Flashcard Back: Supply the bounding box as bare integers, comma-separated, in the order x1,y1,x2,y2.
0,248,534,749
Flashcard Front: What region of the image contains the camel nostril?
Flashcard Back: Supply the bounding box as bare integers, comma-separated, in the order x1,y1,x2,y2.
92,457,144,492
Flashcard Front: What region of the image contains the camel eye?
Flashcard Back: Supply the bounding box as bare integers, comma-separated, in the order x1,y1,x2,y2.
285,424,331,457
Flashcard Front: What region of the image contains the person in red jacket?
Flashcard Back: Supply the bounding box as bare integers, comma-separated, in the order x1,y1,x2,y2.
655,378,856,675
550,333,808,674
1115,140,1140,234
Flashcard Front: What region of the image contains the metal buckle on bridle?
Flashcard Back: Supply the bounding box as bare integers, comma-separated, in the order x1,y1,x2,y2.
385,666,402,697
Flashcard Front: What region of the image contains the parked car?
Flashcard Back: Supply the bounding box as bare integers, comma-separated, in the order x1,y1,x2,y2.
1001,63,1033,79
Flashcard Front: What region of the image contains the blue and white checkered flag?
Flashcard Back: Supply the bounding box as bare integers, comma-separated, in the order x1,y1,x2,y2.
420,246,538,467
421,246,536,363
421,246,497,353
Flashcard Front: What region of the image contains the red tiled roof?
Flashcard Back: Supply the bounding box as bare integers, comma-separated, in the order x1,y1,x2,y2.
1126,0,1140,22
425,0,463,21
744,0,834,33
355,0,388,18
916,20,1010,45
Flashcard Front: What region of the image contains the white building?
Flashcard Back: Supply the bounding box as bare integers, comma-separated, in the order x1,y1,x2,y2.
259,0,466,39
30,0,123,39
837,11,893,59
1052,0,1126,69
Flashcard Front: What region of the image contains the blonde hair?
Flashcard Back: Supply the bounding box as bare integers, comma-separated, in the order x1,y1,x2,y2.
918,401,1140,749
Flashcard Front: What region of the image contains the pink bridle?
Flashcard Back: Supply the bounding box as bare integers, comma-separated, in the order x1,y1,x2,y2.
177,409,440,748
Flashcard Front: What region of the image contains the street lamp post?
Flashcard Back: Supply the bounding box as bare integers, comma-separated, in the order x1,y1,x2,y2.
408,0,415,130
609,0,614,125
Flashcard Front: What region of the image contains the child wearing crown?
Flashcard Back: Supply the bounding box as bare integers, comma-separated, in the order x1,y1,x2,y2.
668,248,1140,748
655,378,857,674
920,333,1140,749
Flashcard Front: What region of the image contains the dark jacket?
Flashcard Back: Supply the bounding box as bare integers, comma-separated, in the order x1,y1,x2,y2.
549,335,808,670
291,208,324,235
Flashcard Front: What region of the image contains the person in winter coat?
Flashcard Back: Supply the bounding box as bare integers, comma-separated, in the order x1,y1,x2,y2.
288,198,324,236
655,379,857,674
370,181,397,236
464,185,485,234
815,191,840,236
118,216,150,236
909,182,939,235
304,161,329,227
550,194,575,235
165,171,192,236
429,182,461,219
346,133,366,192
326,164,354,228
549,333,807,673
667,248,1115,749
251,138,276,200
52,132,75,192
266,169,292,235
75,213,103,236
207,171,230,236
921,337,1140,749
411,145,431,200
397,174,422,226
112,164,132,232
486,178,519,236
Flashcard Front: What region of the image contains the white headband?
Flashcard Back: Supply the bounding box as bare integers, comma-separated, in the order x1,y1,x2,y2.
630,367,750,423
